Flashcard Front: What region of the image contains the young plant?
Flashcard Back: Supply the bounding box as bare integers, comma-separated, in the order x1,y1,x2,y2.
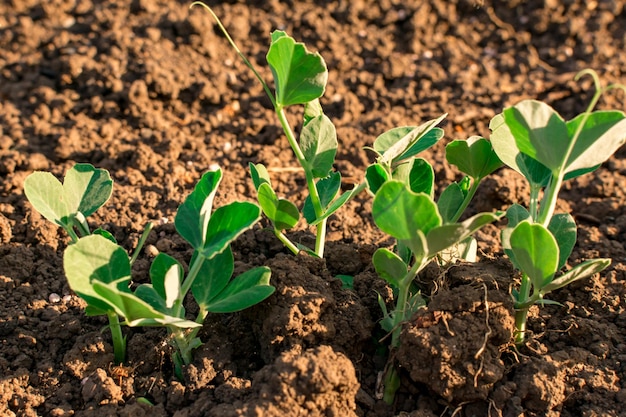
364,117,503,403
191,2,363,257
26,166,275,372
490,69,626,344
24,164,136,363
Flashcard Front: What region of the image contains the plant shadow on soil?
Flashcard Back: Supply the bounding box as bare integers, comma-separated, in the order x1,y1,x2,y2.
2,0,626,416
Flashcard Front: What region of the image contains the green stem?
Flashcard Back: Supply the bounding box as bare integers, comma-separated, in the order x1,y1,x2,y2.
513,273,532,345
130,222,154,266
514,307,529,345
383,257,425,404
537,72,605,226
190,2,276,108
276,107,326,256
274,229,301,255
450,177,481,223
107,311,126,364
528,183,541,221
174,255,206,318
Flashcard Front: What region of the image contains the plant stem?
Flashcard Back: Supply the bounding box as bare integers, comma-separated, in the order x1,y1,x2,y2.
274,229,300,255
107,311,126,364
514,307,529,345
276,107,327,256
513,273,532,345
130,221,154,266
450,177,481,223
538,74,604,227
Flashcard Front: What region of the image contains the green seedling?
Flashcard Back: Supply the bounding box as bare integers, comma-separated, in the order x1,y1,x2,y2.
371,181,502,403
191,2,363,257
24,163,141,363
365,116,502,264
490,69,626,344
26,165,275,371
364,120,503,403
63,169,274,377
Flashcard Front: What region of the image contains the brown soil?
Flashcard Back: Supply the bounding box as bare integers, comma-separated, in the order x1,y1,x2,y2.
1,0,626,416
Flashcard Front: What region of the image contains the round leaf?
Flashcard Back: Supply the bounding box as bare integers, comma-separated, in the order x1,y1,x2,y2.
267,31,328,107
509,222,559,290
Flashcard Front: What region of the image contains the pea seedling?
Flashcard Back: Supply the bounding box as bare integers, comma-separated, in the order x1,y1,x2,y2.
26,166,275,374
191,2,363,257
25,164,133,363
490,69,626,344
365,118,503,403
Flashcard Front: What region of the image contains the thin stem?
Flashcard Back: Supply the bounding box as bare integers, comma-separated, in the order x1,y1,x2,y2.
314,218,327,257
274,229,301,255
276,107,326,255
450,177,480,223
390,259,425,349
174,255,206,318
537,72,605,226
190,2,276,108
107,311,126,364
130,221,154,266
528,183,542,221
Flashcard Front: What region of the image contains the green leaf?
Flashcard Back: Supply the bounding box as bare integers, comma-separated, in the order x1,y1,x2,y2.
303,99,323,124
92,280,199,328
205,267,274,313
24,164,113,226
267,31,328,107
202,202,261,258
24,171,69,224
564,110,626,174
503,100,570,172
336,274,354,290
192,246,235,309
437,182,465,224
175,170,222,250
501,204,531,270
509,222,559,290
300,113,338,178
393,158,434,196
375,115,446,166
365,163,390,195
490,113,552,187
372,181,441,258
249,163,271,190
65,164,114,218
257,183,299,230
149,253,183,309
446,136,502,179
372,248,408,287
548,213,577,270
303,172,341,223
426,212,502,257
64,234,131,315
541,258,611,294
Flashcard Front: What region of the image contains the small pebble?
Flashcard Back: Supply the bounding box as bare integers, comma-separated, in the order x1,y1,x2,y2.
145,244,159,257
49,293,61,303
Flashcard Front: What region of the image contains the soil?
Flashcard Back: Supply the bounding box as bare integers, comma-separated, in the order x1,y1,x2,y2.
1,0,626,416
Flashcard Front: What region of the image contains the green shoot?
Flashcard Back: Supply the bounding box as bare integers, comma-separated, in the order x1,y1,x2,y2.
490,69,625,344
190,2,364,258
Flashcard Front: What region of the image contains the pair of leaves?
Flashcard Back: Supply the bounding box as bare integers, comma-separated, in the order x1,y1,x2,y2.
250,163,299,231
372,181,502,266
507,221,610,304
175,169,261,259
140,247,274,316
503,204,577,272
64,235,199,328
24,164,113,229
490,100,626,187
